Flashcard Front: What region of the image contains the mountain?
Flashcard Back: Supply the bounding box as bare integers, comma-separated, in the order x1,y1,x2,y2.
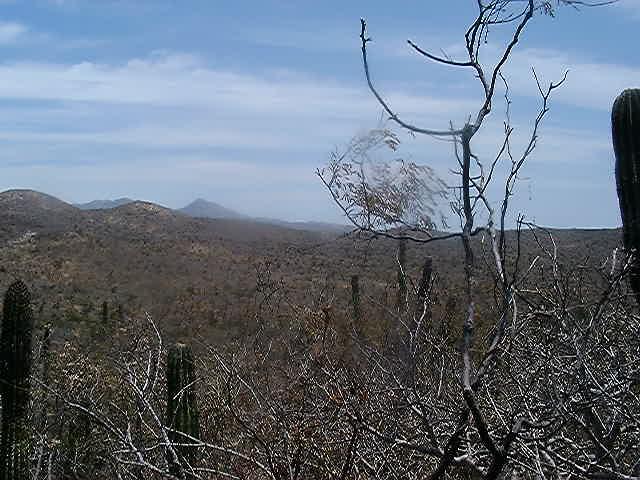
0,189,76,213
0,189,83,237
0,190,344,243
178,198,246,220
0,190,323,247
0,187,624,347
0,189,330,342
70,195,351,234
75,198,135,210
178,199,351,233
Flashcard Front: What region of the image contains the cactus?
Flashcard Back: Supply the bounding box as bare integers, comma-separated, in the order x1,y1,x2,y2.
101,300,109,325
612,89,640,302
350,275,361,326
166,343,200,478
417,257,433,306
0,280,34,480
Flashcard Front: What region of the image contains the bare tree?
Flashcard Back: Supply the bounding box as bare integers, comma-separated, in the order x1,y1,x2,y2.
35,246,640,479
317,1,632,479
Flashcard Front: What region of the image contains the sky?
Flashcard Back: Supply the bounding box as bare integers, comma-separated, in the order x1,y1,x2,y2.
0,0,636,228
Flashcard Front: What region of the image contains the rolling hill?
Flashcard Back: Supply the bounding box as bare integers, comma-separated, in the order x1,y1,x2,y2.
0,189,84,238
0,188,624,345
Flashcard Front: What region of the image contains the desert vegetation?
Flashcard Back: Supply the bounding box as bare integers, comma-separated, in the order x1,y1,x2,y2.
0,1,635,479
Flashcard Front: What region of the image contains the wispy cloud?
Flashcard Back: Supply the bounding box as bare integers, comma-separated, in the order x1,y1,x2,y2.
0,52,481,155
0,48,616,171
0,52,476,116
497,47,638,111
0,22,27,44
0,45,621,225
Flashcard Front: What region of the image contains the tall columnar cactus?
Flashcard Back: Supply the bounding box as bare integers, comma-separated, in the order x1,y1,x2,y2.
101,300,109,325
396,239,407,313
166,343,200,478
350,275,361,327
417,257,433,305
0,280,34,480
612,89,640,302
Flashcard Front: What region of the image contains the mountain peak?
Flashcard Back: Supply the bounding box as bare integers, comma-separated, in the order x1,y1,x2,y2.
179,199,245,220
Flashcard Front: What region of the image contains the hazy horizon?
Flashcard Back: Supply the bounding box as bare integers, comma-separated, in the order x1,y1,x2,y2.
0,186,623,232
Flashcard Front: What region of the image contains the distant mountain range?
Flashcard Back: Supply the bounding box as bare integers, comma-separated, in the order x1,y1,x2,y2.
75,198,136,210
41,191,351,234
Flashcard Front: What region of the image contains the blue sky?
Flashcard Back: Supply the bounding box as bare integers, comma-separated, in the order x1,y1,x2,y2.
0,0,636,227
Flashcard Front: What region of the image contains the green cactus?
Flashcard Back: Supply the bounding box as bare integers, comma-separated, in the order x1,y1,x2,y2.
0,280,34,480
612,89,640,302
166,343,200,478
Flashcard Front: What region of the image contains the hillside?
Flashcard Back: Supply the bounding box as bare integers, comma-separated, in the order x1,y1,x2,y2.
0,189,623,344
0,189,84,238
0,190,349,340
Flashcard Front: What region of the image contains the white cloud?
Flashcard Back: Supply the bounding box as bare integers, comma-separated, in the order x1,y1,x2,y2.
0,53,477,119
0,22,27,44
0,51,482,157
0,47,622,226
0,49,614,171
0,125,315,150
372,35,638,113
0,48,616,150
498,47,638,111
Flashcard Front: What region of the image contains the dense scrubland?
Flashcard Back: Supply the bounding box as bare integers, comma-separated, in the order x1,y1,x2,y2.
0,189,621,345
0,188,634,479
